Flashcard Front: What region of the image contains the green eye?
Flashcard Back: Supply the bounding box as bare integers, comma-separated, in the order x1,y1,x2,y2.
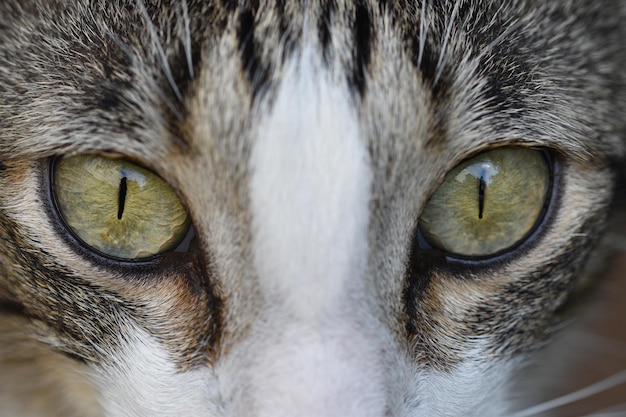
418,147,550,258
53,155,190,260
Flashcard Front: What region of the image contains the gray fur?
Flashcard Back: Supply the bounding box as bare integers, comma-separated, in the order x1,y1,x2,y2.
0,1,625,416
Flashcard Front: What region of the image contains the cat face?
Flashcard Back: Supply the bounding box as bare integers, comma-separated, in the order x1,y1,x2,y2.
0,1,625,416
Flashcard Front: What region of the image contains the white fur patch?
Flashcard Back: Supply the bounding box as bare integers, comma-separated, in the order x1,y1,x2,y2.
93,328,514,417
94,326,222,417
227,318,392,417
249,45,372,319
418,342,517,416
93,326,219,417
234,43,397,417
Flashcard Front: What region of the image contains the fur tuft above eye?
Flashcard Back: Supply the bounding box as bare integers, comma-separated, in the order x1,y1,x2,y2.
51,155,190,260
418,147,551,258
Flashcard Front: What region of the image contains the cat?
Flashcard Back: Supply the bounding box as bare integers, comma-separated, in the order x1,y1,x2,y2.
0,0,625,416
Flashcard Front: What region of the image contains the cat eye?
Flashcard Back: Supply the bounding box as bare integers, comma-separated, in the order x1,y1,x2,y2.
418,147,550,258
52,155,191,260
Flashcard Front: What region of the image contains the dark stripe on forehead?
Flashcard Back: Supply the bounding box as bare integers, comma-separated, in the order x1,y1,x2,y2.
351,1,373,95
402,1,454,99
275,0,297,57
410,37,449,100
318,0,335,60
237,7,271,98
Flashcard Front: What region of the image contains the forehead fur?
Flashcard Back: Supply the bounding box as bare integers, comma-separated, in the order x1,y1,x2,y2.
0,1,625,416
1,1,624,158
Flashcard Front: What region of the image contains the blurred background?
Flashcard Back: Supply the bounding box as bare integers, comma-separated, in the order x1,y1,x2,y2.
513,211,626,416
551,248,625,416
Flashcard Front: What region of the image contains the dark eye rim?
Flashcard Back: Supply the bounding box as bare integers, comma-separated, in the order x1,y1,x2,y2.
44,155,194,267
415,148,560,266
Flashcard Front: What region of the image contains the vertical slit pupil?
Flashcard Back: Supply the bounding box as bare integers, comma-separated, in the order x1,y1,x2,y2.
118,176,128,220
478,176,486,219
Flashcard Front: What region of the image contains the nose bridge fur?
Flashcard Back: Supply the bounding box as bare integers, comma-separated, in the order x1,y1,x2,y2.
249,43,372,320
234,41,390,417
232,315,391,417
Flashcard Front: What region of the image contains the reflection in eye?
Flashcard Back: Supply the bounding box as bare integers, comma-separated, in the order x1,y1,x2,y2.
454,161,499,220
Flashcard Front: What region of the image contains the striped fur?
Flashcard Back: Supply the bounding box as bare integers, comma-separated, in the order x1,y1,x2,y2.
1,1,625,416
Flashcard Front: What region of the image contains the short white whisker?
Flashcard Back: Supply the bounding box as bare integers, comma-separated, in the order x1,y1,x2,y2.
434,0,462,85
136,0,184,104
511,370,626,417
181,0,195,79
584,404,626,417
477,19,525,63
417,0,430,69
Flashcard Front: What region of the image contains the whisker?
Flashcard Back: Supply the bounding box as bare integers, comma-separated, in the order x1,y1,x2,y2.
417,0,431,69
583,401,626,417
181,0,195,79
434,0,462,85
511,370,626,417
478,18,525,62
152,79,185,121
105,28,184,122
585,409,626,417
136,0,184,104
